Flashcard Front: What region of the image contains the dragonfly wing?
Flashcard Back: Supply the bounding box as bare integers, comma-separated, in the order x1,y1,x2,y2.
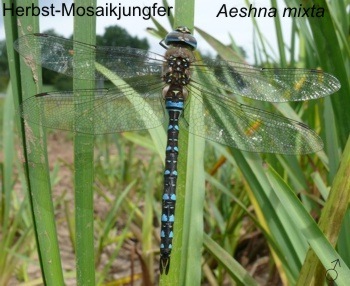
182,88,323,154
191,59,340,102
20,80,165,135
14,33,164,80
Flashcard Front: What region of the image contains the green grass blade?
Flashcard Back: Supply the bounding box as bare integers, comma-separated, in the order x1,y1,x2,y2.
2,83,15,230
149,17,169,40
195,27,243,62
160,0,198,285
244,0,274,64
203,234,258,286
323,97,340,180
174,0,195,30
0,84,33,285
3,1,64,284
142,166,157,282
73,1,96,285
180,118,205,285
338,211,350,267
163,0,174,27
296,136,350,285
270,0,287,67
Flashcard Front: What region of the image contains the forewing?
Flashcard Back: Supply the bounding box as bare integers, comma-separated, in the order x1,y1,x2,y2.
191,59,340,102
20,80,165,134
182,88,323,154
14,33,164,80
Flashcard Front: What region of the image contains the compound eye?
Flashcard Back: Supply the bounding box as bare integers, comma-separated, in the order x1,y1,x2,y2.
163,27,197,50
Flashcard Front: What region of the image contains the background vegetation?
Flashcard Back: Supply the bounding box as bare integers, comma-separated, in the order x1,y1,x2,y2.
0,0,349,285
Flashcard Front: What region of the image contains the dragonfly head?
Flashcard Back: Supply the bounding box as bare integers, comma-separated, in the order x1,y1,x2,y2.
163,26,197,50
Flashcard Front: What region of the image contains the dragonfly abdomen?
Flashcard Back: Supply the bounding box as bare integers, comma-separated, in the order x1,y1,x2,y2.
159,95,184,275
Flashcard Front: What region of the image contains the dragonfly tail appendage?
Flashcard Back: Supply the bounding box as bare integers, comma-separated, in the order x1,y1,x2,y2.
159,256,171,275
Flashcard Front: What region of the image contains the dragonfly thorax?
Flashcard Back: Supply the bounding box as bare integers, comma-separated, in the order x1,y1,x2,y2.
163,69,190,86
162,53,191,101
163,51,192,84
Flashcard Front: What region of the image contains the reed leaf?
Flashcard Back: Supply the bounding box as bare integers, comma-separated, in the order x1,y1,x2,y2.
73,1,96,285
3,0,64,284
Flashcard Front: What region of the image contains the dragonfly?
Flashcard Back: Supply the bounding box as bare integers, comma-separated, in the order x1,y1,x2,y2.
14,26,340,274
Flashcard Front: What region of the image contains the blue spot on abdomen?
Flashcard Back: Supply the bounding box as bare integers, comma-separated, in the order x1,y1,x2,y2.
166,100,184,109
